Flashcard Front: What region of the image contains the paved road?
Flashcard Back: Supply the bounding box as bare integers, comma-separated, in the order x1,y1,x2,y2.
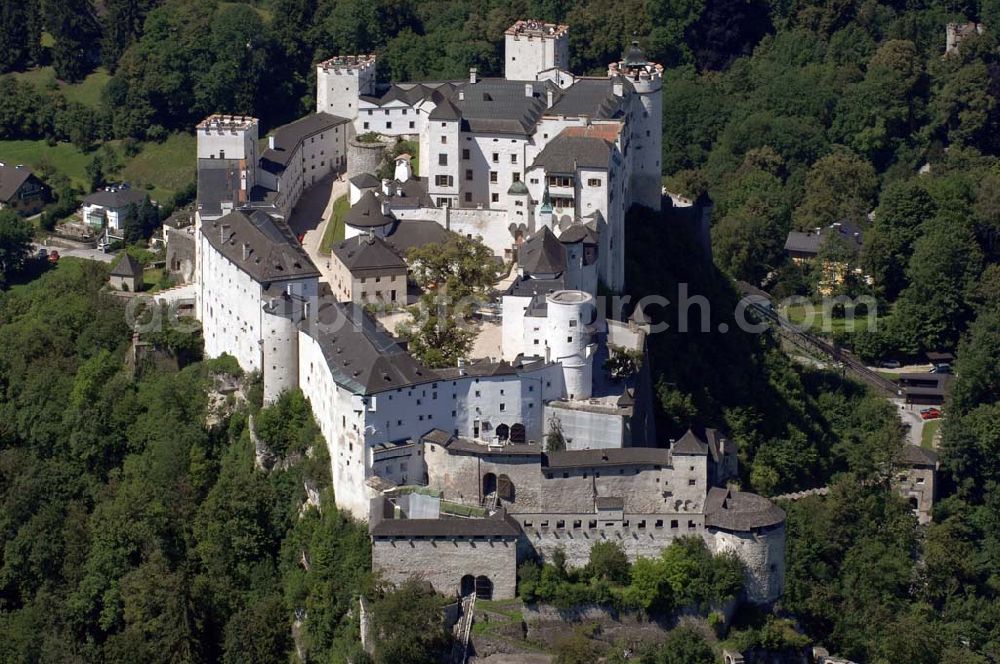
286,172,347,287
33,243,115,264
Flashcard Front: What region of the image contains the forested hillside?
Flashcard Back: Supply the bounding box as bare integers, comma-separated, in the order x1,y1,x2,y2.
0,261,376,662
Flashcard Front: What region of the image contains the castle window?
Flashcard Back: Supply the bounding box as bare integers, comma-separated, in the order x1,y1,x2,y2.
441,136,447,144
464,193,472,202
655,520,663,528
367,110,373,115
386,122,392,129
588,520,597,529
363,122,369,129
462,149,470,159
491,193,499,203
671,520,678,528
587,178,601,187
465,169,473,181
556,520,565,529
573,520,581,529
523,521,532,527
562,472,568,478
409,121,415,129
490,171,498,183
384,109,390,115
637,520,646,529
688,479,696,486
513,172,521,182
511,154,518,164
492,153,499,163
438,153,448,166
540,521,549,528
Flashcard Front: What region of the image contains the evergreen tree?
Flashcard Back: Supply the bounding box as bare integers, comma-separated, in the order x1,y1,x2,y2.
45,0,100,82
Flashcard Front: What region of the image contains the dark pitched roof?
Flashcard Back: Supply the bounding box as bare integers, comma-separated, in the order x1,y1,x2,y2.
332,234,407,273
110,252,143,277
505,275,566,297
345,190,395,228
371,513,520,538
197,159,244,217
384,219,452,256
261,112,349,171
785,222,863,256
544,447,672,469
447,79,559,134
559,223,598,245
0,164,38,202
519,226,566,275
429,97,462,121
546,78,629,119
350,172,381,189
900,445,939,467
300,297,431,394
201,209,320,283
84,188,147,209
705,487,785,531
673,429,709,455
508,180,530,195
532,133,613,173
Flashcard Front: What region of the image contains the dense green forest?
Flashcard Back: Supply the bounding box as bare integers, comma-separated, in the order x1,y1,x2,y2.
0,261,451,663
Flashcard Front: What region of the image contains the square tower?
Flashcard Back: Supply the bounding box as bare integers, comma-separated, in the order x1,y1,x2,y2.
196,114,260,193
316,54,377,123
504,20,570,81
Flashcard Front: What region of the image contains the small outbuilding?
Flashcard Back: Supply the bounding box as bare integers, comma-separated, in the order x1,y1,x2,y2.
109,253,144,292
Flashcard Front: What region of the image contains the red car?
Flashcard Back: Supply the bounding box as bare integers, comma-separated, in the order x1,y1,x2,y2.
920,407,941,420
48,250,60,264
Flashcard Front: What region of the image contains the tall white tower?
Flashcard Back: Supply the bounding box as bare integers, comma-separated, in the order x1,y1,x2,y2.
504,20,570,81
609,41,662,211
261,290,306,404
196,114,260,191
316,54,377,124
545,290,596,400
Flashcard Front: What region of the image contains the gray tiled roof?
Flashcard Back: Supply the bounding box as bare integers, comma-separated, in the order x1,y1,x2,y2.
705,487,785,531
532,134,613,173
332,234,407,273
300,297,431,395
84,188,147,209
384,219,452,256
544,447,672,469
371,513,520,538
0,164,39,202
785,222,863,256
201,209,320,283
518,226,565,275
350,172,380,189
673,429,709,455
110,252,143,277
559,223,598,245
197,159,243,217
505,275,565,297
546,78,629,119
900,445,939,467
345,190,395,228
261,112,349,171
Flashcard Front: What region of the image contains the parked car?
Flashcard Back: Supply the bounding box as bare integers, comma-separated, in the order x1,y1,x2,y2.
879,359,902,369
920,407,942,420
930,364,952,374
47,250,60,263
36,247,48,260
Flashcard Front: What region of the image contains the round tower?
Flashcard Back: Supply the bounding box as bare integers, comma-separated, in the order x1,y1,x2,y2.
545,290,596,400
609,41,663,211
262,291,305,404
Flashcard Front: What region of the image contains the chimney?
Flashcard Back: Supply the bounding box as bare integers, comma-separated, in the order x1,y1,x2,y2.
469,68,478,84
546,89,554,108
381,199,392,217
612,78,624,97
458,90,465,101
268,135,275,150
242,242,251,261
525,83,533,98
382,179,392,196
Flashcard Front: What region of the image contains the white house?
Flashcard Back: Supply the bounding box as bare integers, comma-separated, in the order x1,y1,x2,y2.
82,187,147,230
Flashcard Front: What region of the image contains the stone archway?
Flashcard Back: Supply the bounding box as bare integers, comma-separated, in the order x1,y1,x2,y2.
474,575,493,600
461,574,475,597
497,474,515,502
510,423,526,444
496,423,510,441
483,472,497,498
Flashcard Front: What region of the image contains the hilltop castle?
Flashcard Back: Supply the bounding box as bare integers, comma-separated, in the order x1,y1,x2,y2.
193,20,786,605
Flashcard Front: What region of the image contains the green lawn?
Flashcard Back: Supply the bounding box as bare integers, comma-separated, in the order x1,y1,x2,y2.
5,66,111,108
782,302,884,335
319,195,350,255
0,139,95,190
120,133,197,202
922,419,941,449
0,132,195,202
